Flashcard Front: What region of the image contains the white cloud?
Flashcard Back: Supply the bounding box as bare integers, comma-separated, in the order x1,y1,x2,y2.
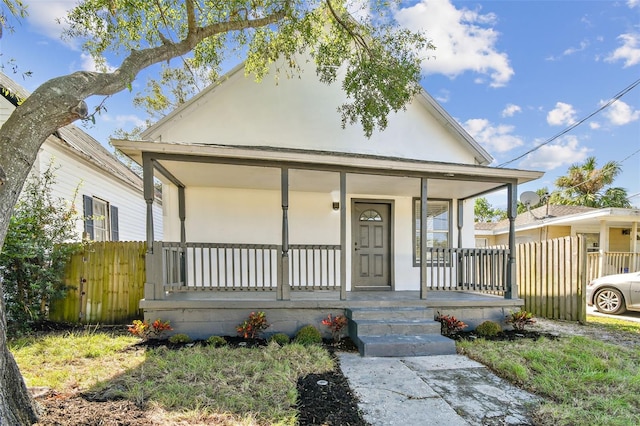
628,0,639,8
547,102,577,126
518,136,591,170
589,121,601,129
602,99,640,125
605,33,640,67
563,40,589,56
462,118,524,153
23,0,76,41
101,114,146,128
71,53,116,73
395,0,513,87
501,104,521,117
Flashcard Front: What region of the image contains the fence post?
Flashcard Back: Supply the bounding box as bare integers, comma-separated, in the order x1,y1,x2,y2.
577,235,587,323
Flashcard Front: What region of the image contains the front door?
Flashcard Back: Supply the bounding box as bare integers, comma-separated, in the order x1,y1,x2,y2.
352,201,391,289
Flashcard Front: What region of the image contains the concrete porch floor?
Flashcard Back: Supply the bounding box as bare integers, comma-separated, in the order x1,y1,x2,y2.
153,289,520,310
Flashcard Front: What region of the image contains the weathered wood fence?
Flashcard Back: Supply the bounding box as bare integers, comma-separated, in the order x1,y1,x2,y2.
49,241,146,324
514,236,587,322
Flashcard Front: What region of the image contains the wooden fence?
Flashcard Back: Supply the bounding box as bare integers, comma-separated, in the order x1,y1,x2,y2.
49,241,146,324
514,236,587,322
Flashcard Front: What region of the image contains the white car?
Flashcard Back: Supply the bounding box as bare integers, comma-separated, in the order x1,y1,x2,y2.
586,271,640,314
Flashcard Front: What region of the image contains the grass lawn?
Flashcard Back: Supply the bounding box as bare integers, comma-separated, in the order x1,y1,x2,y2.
10,315,640,425
10,331,334,425
457,316,640,426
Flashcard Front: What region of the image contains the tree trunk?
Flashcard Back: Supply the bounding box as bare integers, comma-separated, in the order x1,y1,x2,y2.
0,298,38,425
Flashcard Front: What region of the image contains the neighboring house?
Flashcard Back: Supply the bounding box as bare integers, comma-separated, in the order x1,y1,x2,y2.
475,204,640,277
0,72,162,242
113,61,543,356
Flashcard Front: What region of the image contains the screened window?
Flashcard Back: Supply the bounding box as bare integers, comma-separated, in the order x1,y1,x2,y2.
413,199,451,265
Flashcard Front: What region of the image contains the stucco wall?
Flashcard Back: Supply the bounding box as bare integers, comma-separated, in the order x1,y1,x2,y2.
162,185,474,292
144,64,478,165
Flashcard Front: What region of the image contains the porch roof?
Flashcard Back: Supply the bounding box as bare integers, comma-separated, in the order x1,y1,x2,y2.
113,139,544,199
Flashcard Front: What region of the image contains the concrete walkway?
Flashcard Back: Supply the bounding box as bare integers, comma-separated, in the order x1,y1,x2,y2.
338,353,541,426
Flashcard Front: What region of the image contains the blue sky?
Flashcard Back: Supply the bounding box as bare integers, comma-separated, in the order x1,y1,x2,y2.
1,0,639,207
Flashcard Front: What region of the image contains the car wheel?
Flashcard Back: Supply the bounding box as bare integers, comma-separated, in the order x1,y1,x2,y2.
594,288,626,315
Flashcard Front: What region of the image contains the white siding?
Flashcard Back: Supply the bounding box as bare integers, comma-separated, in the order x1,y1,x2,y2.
37,142,162,241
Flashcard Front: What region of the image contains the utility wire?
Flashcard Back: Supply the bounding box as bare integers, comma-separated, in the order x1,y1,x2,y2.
497,77,640,168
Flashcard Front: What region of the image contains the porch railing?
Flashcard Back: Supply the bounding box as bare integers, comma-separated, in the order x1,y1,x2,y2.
158,243,508,295
425,248,509,294
290,245,341,290
160,242,341,291
586,252,640,282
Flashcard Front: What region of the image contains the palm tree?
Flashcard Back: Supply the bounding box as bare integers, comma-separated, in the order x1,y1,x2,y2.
550,157,629,207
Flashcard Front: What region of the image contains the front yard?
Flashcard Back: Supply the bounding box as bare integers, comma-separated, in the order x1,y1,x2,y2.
9,315,640,425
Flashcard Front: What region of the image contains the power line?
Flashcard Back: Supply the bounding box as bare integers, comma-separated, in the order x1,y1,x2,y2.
497,77,640,168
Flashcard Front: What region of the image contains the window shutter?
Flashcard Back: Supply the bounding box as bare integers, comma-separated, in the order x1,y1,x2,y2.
110,205,119,241
83,195,94,240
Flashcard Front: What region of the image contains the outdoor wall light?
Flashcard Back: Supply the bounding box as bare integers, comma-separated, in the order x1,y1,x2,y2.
332,202,340,210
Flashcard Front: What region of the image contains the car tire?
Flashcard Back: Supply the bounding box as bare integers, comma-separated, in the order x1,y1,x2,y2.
594,288,626,315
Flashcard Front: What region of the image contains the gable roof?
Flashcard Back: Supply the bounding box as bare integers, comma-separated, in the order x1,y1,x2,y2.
476,204,640,235
0,72,148,195
140,61,495,166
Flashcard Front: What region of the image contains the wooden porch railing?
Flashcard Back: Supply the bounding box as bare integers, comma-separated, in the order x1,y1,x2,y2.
160,242,342,292
586,252,640,282
425,248,509,294
289,245,341,290
155,243,509,296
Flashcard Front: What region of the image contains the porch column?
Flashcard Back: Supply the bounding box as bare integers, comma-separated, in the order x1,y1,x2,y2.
280,167,291,300
142,154,164,300
142,153,155,253
632,221,638,253
457,200,463,248
598,220,608,276
420,178,428,300
178,186,186,245
505,181,518,299
340,172,347,300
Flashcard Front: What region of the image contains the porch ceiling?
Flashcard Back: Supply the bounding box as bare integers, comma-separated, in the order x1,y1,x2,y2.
113,139,544,200
155,160,488,198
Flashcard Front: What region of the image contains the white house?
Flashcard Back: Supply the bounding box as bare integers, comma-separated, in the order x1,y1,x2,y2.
0,72,162,242
113,61,544,356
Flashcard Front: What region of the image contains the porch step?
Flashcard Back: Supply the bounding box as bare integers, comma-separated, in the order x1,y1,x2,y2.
346,307,456,357
357,334,456,357
346,306,435,321
350,318,442,336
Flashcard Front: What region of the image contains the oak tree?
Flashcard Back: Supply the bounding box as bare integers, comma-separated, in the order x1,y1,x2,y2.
0,1,431,423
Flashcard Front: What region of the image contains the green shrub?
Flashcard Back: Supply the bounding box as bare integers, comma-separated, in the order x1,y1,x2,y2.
206,335,227,347
268,333,290,345
294,325,322,346
475,320,502,337
168,333,192,344
0,162,81,336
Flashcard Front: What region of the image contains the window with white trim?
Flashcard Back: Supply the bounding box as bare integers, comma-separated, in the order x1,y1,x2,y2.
413,199,451,266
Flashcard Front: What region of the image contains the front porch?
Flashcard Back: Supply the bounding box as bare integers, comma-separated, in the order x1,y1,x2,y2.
112,143,542,350
141,287,523,342
143,241,522,341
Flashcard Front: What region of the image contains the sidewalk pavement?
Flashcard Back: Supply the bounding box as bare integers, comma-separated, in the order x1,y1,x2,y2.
338,353,541,426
